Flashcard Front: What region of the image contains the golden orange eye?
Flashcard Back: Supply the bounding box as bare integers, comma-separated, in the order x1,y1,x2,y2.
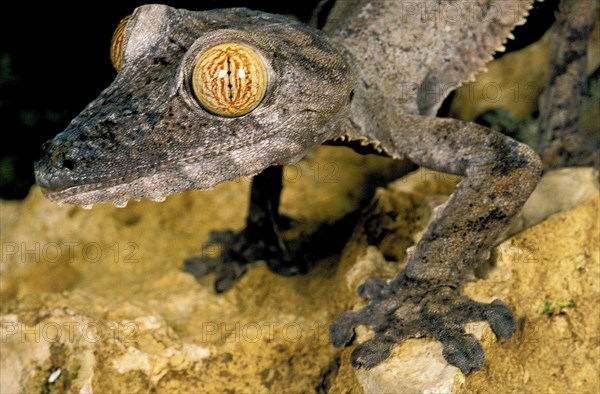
191,43,268,117
110,15,131,72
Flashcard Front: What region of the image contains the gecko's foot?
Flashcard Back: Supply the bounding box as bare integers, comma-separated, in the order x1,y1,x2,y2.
330,274,516,374
183,226,306,293
184,211,359,292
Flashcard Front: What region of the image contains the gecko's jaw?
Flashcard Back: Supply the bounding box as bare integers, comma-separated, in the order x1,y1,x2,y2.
35,171,77,195
39,186,71,196
34,169,172,208
33,137,146,207
35,159,156,207
34,148,221,208
34,169,89,205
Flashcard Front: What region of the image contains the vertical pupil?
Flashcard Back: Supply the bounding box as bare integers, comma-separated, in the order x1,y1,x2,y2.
227,57,233,100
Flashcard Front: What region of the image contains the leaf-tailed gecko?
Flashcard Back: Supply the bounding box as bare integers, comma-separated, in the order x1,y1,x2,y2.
35,1,543,374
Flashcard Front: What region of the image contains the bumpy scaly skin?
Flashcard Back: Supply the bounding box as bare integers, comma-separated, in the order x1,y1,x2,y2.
330,115,541,373
34,5,354,206
537,0,598,169
331,276,517,372
34,0,557,374
323,0,541,373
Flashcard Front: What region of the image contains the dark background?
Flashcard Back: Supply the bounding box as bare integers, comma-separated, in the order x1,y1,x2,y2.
0,0,559,200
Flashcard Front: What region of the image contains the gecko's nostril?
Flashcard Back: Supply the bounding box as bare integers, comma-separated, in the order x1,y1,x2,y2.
62,159,75,171
50,145,75,171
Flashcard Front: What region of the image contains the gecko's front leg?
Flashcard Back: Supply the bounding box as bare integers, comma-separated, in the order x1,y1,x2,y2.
185,164,358,292
331,116,542,374
184,166,305,292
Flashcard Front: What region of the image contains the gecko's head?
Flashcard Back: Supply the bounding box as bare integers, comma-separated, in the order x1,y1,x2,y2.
34,4,354,207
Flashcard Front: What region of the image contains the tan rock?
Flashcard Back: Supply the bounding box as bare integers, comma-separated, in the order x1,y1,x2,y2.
505,167,599,237
332,169,599,394
1,147,597,393
0,146,408,393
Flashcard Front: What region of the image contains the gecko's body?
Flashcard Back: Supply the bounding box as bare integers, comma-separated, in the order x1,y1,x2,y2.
35,1,546,374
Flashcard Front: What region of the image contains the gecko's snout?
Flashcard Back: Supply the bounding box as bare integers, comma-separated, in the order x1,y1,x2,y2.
46,142,75,171
34,138,78,192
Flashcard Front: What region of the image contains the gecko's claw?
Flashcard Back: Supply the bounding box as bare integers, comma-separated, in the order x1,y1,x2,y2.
331,275,516,374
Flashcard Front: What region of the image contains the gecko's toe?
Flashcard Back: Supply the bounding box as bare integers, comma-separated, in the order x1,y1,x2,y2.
183,255,221,278
214,262,249,293
351,337,395,369
357,277,390,301
331,276,516,374
330,311,358,347
484,299,517,339
266,256,308,276
440,332,485,374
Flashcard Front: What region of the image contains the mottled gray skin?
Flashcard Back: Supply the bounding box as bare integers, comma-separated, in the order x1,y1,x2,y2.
537,0,598,169
35,6,354,206
35,1,545,374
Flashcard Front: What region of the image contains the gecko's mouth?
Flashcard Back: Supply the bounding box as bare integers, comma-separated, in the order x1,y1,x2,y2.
36,176,80,200
35,131,312,209
40,186,71,195
36,168,185,208
34,159,188,208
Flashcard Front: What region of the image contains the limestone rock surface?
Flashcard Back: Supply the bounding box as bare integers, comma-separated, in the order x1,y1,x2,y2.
1,146,598,393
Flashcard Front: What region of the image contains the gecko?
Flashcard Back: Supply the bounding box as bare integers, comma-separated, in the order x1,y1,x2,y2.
34,1,544,374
